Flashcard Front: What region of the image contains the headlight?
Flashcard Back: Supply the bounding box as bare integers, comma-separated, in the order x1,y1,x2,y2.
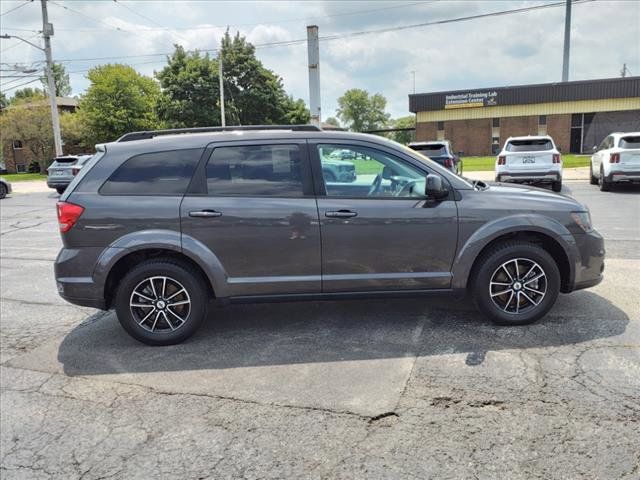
571,211,593,232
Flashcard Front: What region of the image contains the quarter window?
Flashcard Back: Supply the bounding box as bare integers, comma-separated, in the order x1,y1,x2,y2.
100,149,201,195
206,144,303,197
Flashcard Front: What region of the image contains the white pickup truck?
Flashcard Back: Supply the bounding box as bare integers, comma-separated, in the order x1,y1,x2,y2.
590,132,640,191
495,135,562,192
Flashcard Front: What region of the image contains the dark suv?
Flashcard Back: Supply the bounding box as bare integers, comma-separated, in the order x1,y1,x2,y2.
55,125,605,345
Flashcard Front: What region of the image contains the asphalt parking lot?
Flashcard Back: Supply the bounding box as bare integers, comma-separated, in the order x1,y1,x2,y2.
1,180,639,479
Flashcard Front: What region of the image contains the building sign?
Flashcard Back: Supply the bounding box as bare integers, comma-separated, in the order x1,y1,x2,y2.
444,91,498,109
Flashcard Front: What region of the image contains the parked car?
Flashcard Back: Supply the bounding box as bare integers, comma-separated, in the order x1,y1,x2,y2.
408,140,461,175
0,177,12,199
495,136,562,192
590,132,640,191
47,154,94,194
322,158,356,183
55,125,604,345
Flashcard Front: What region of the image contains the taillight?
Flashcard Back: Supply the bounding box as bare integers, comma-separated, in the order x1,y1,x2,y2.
552,154,561,164
56,201,84,233
497,156,506,165
610,153,620,163
444,158,453,168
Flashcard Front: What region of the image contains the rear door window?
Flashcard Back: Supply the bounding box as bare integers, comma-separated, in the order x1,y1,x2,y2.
206,144,304,197
100,149,202,195
506,139,553,152
619,136,640,149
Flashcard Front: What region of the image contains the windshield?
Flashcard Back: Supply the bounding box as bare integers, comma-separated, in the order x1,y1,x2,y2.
619,136,640,149
506,139,553,152
411,144,447,156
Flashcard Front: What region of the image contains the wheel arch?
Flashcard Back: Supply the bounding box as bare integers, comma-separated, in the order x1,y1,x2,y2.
452,216,577,293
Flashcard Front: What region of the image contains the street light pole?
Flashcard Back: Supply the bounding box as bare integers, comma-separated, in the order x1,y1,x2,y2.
41,0,62,156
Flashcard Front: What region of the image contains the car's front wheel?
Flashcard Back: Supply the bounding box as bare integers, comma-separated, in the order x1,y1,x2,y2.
472,241,560,326
0,183,7,199
551,180,562,192
115,259,209,345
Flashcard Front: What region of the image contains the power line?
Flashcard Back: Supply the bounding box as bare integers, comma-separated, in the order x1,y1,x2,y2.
51,0,597,65
3,1,435,32
0,0,32,17
111,0,191,44
0,77,41,91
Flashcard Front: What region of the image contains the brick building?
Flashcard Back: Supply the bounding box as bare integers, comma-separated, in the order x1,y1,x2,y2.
1,97,80,173
409,77,640,156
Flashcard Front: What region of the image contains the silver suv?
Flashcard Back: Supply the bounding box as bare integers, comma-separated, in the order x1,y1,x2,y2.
55,125,605,345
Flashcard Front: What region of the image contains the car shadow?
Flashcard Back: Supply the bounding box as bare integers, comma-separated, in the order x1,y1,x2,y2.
57,290,628,376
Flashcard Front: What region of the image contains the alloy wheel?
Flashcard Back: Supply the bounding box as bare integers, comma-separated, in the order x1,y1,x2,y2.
129,276,191,333
489,258,547,315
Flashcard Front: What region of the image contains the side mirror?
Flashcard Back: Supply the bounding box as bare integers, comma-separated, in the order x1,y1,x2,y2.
425,174,448,199
382,166,393,179
557,146,562,153
592,145,598,152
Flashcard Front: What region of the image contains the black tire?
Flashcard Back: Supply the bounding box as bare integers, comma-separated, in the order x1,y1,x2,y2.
114,259,209,345
551,180,562,192
598,166,610,192
323,171,337,182
56,187,66,195
589,163,598,185
472,241,560,326
0,183,6,199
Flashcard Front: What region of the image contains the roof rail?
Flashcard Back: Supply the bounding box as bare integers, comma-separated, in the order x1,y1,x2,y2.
116,125,322,142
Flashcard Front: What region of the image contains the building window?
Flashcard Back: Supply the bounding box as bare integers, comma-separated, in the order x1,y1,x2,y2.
12,140,23,150
492,118,500,128
538,115,547,126
16,164,27,173
437,121,444,131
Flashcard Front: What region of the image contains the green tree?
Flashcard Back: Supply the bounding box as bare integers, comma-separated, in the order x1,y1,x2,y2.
11,87,45,103
324,117,340,128
388,115,415,144
156,45,220,128
79,64,160,143
0,103,54,171
336,89,390,132
0,92,7,110
60,111,91,151
40,63,72,97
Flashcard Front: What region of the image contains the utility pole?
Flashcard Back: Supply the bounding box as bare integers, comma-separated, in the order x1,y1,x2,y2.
306,25,321,127
218,52,225,127
621,63,628,78
41,0,62,156
561,0,571,82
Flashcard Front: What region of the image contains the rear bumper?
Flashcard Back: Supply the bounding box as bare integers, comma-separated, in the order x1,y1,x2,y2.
607,170,640,183
47,178,72,188
55,247,108,310
497,171,561,183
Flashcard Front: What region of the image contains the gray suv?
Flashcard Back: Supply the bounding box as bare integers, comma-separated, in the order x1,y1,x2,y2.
55,125,605,345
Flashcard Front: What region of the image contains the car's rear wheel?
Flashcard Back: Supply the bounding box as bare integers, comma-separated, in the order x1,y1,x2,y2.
56,187,66,195
551,180,562,192
323,171,336,182
472,241,560,326
115,259,208,345
0,183,7,199
599,166,611,191
589,162,598,185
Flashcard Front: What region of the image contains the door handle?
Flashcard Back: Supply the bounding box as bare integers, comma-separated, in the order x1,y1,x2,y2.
189,210,222,218
325,210,357,218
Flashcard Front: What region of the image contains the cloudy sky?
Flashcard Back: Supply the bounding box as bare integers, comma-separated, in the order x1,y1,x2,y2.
1,0,638,119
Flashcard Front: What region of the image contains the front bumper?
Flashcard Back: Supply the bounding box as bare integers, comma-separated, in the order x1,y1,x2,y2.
569,229,605,292
496,171,561,183
607,170,640,183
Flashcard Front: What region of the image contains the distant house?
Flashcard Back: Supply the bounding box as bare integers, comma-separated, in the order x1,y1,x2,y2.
1,96,79,173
